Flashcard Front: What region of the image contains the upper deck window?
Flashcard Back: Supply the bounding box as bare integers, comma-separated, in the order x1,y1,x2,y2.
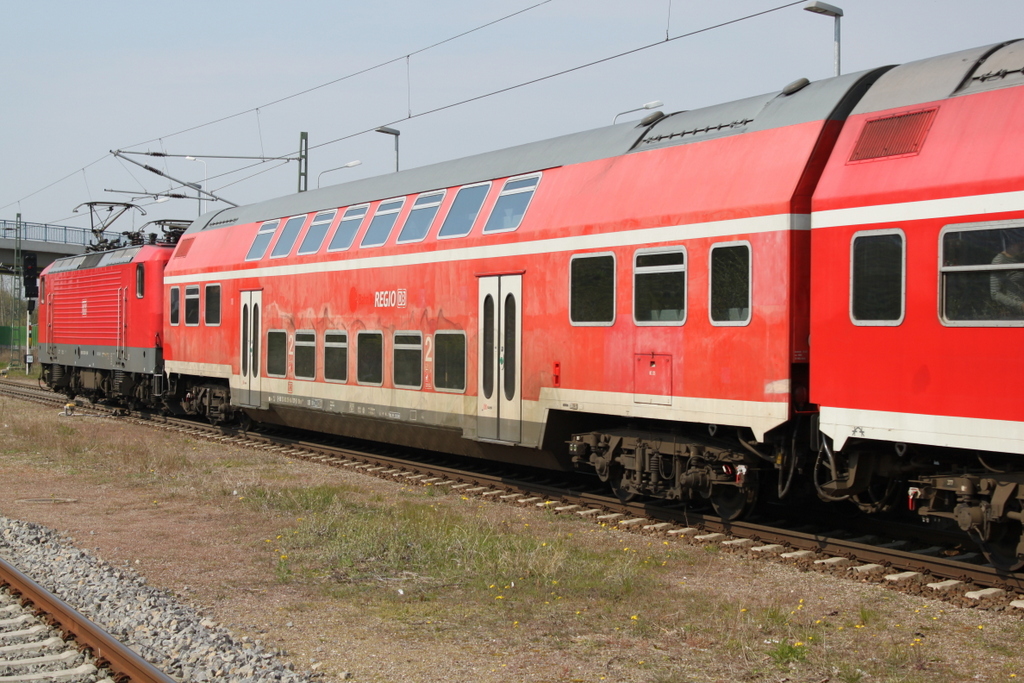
297,210,337,255
360,199,405,247
184,285,200,326
327,205,369,252
483,174,539,234
397,191,445,244
270,215,307,258
245,220,280,261
941,221,1024,326
851,230,905,325
438,183,490,239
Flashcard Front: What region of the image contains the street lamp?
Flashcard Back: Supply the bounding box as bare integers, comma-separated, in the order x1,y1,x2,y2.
612,100,663,124
317,160,362,188
185,156,207,215
804,1,843,77
375,126,401,172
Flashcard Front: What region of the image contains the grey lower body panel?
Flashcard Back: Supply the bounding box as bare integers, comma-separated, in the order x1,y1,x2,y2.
41,343,161,375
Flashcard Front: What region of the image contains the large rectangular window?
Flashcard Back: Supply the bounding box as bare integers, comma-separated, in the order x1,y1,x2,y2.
438,183,489,238
270,215,308,258
709,242,751,325
357,331,383,385
267,331,287,377
397,191,445,243
634,249,686,324
941,222,1024,325
327,205,369,252
483,174,539,234
324,331,348,382
393,332,422,389
297,210,337,255
295,331,316,380
205,284,221,326
851,231,904,325
434,331,466,393
169,287,180,325
361,199,405,247
570,253,615,325
185,286,200,326
245,220,280,261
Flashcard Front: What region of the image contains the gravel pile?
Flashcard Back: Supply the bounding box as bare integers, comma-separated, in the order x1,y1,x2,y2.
0,516,321,683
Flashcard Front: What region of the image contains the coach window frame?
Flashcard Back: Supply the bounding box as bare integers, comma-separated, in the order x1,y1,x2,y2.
356,330,385,386
633,247,687,326
270,214,309,259
245,219,281,261
326,204,371,252
393,331,423,390
569,252,616,326
135,263,145,299
360,198,407,248
482,173,541,234
169,286,180,326
204,283,222,326
939,219,1024,327
397,190,446,244
184,285,200,326
850,228,906,326
437,181,491,240
297,209,338,255
324,330,348,383
708,241,752,326
266,330,288,378
294,330,317,380
433,330,467,393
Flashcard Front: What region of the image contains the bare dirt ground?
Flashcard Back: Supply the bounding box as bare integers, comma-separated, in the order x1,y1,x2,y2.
1,392,1023,683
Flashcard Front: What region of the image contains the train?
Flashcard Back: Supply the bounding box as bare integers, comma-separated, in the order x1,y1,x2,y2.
38,40,1024,569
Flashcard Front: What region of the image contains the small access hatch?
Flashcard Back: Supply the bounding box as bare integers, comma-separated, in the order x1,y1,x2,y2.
634,353,672,405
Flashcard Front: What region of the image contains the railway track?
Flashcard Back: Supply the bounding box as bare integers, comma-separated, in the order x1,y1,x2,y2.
3,378,1024,612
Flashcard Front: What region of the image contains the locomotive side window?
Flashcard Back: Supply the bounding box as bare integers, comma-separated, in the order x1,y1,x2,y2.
357,332,384,386
361,199,406,248
709,242,751,325
245,220,281,261
327,205,369,252
297,210,337,255
633,249,686,325
205,284,221,326
850,230,905,325
397,191,445,244
135,264,145,299
570,253,616,325
393,332,422,389
434,331,466,393
267,330,287,378
941,222,1024,325
184,286,200,326
169,287,180,326
295,331,316,380
438,182,490,239
324,331,348,383
483,174,540,234
270,215,307,258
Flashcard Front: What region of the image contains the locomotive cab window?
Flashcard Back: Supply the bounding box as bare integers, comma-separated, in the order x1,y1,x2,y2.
205,284,221,326
324,331,348,383
483,174,540,234
393,332,422,389
851,230,905,325
634,248,686,325
169,287,180,326
297,210,337,255
295,331,316,380
570,253,616,326
361,199,405,248
267,330,287,378
327,205,369,252
397,191,445,244
184,286,200,326
270,215,307,258
135,264,145,298
438,182,490,239
434,331,466,393
357,331,384,386
941,221,1024,325
245,220,280,261
709,242,751,326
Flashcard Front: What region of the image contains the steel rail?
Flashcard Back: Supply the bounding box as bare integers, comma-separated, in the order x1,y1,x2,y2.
0,555,177,683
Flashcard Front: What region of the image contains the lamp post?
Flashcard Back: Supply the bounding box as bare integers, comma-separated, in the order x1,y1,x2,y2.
375,126,401,172
804,1,843,77
317,160,362,188
185,156,207,215
612,100,663,124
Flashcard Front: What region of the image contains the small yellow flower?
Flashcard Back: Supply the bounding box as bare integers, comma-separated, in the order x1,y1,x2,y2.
630,615,639,621
279,555,287,560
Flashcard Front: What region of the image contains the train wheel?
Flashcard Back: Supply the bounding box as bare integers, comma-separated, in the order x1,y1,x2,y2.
851,475,902,515
710,481,758,521
609,464,639,503
975,502,1024,572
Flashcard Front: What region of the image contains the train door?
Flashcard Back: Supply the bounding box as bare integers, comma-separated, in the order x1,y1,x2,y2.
477,275,522,442
238,290,262,407
116,286,128,362
45,291,55,357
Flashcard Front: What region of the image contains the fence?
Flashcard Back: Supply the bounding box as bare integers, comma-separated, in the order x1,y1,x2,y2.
0,220,120,247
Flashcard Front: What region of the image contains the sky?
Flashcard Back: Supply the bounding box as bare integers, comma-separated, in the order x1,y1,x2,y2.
2,0,1021,232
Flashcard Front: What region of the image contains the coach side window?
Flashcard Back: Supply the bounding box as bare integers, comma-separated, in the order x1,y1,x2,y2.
297,210,337,255
483,174,540,234
270,215,308,259
393,332,422,389
184,286,200,326
397,191,445,244
357,331,384,386
634,249,686,325
136,264,145,299
169,287,180,325
434,331,467,393
941,222,1024,325
295,331,316,380
361,199,406,248
246,220,281,261
267,331,287,377
205,284,221,326
438,183,490,238
324,331,348,383
709,242,751,326
327,205,369,252
851,230,905,325
570,253,616,325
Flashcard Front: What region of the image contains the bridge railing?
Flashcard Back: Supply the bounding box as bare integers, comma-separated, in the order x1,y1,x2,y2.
0,220,120,247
